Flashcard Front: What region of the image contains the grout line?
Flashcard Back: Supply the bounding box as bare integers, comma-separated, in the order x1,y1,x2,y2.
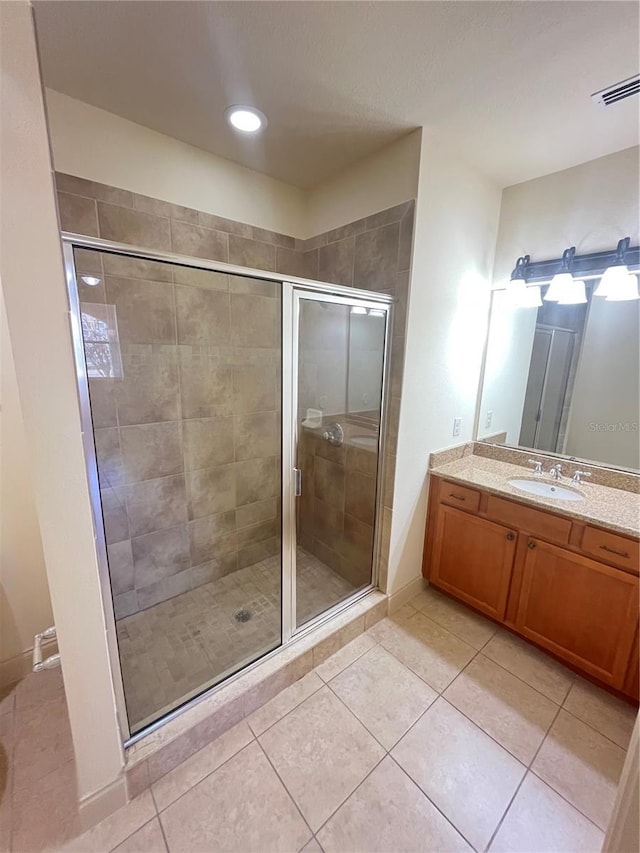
245,675,324,739
527,766,612,834
447,643,569,709
324,673,391,753
554,705,632,751
315,636,380,684
483,690,565,852
154,735,256,816
389,754,480,852
148,782,160,814
311,750,388,840
408,597,498,651
156,811,171,853
106,815,162,853
255,738,315,840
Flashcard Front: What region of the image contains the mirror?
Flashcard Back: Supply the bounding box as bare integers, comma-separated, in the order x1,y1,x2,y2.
477,282,640,472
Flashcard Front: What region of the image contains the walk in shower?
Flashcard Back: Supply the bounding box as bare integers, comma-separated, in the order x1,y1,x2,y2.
64,236,391,739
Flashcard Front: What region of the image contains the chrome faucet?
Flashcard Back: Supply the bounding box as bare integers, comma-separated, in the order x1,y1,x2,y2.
549,464,563,480
527,459,543,476
571,471,592,485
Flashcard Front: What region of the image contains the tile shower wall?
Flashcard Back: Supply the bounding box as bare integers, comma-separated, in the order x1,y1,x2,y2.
294,201,414,590
56,173,414,597
298,430,378,588
76,248,281,618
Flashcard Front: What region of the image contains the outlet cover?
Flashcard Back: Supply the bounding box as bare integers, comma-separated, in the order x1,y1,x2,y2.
452,417,461,437
485,410,493,429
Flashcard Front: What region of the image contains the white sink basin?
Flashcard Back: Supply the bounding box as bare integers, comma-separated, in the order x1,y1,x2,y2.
509,478,584,502
350,434,378,448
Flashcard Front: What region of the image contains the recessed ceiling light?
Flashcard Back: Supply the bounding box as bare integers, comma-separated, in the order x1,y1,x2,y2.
81,275,101,286
225,105,267,134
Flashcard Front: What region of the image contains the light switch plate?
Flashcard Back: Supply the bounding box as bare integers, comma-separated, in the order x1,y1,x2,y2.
452,417,461,437
485,410,493,428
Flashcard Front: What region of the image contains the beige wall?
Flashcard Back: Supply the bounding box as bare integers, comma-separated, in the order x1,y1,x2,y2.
306,131,422,237
389,131,502,597
0,290,52,679
1,1,124,815
493,146,640,284
46,90,308,239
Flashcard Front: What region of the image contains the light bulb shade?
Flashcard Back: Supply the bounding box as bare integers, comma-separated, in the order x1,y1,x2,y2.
557,279,587,304
521,285,543,308
544,272,573,301
508,277,527,305
605,273,640,301
594,264,629,297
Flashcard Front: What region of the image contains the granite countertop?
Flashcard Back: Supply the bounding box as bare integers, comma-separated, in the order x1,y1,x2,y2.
430,453,640,537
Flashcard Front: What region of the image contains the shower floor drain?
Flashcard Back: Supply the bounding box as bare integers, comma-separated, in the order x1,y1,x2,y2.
234,609,252,623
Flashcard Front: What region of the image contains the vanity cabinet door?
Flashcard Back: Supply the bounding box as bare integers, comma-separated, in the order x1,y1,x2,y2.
515,539,639,689
430,505,517,620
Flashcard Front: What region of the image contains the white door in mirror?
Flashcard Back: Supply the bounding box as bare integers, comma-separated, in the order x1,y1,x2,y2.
508,478,585,501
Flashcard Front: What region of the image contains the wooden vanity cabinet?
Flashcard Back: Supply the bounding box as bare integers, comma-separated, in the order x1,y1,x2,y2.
430,506,516,620
423,475,640,700
515,538,638,688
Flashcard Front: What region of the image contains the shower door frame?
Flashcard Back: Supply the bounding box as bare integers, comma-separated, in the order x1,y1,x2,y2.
282,285,393,640
61,232,393,745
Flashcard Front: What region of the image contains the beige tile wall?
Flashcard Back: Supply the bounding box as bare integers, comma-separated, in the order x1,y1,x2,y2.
56,174,414,601
294,201,414,590
298,429,378,588
76,247,281,617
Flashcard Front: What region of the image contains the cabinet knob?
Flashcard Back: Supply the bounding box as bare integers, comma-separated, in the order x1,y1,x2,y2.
528,541,536,550
506,532,515,541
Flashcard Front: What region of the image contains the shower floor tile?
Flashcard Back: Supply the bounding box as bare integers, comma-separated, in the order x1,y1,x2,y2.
116,548,356,731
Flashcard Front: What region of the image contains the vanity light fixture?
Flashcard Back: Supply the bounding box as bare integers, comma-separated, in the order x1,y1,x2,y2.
605,272,640,301
557,278,587,304
81,275,101,286
509,255,529,304
508,239,639,302
595,237,633,298
225,105,267,134
544,247,576,302
520,285,543,308
350,306,367,314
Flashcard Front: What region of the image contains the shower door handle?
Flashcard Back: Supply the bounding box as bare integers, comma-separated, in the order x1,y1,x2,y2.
293,468,302,497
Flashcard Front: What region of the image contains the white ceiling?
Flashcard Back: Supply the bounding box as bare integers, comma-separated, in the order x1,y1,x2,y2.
34,1,639,189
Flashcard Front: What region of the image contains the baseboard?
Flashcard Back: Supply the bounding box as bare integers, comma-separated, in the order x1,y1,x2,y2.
79,774,127,831
0,639,58,688
388,575,426,614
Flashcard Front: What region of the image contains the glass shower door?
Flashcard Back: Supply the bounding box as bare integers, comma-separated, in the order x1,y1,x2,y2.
67,243,283,736
292,291,389,629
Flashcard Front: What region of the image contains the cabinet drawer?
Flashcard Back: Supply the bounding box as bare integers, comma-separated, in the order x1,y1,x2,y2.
440,481,480,513
582,526,639,575
487,495,571,545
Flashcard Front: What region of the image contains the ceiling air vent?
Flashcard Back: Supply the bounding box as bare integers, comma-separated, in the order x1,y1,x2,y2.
591,74,640,107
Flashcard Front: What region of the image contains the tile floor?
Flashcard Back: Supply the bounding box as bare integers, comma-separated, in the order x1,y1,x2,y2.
1,586,637,852
118,548,356,730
